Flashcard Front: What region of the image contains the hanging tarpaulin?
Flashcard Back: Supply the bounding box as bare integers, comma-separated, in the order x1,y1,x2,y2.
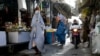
53,3,71,18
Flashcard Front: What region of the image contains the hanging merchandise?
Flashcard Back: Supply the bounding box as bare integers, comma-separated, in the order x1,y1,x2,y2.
40,2,43,11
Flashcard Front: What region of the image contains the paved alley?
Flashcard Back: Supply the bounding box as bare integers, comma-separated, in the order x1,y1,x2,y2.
17,37,92,56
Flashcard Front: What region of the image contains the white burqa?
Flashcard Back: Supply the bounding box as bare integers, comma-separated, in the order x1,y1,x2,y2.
28,10,45,53
91,22,100,54
57,13,66,23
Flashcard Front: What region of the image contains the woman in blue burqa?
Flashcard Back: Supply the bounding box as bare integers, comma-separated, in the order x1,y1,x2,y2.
28,6,45,55
56,16,67,46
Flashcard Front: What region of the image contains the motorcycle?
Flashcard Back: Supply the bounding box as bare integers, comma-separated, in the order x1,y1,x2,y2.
72,28,80,49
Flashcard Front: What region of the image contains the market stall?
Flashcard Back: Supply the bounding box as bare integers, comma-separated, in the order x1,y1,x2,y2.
8,31,30,43
5,22,31,43
0,31,6,46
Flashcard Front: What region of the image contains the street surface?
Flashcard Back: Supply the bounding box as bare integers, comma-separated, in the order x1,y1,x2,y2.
18,37,91,56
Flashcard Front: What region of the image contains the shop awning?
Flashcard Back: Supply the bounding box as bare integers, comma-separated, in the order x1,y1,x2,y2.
53,3,71,18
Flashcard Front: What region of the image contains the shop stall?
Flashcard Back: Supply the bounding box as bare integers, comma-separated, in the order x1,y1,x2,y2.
8,31,30,43
0,22,31,54
5,22,31,43
0,31,7,46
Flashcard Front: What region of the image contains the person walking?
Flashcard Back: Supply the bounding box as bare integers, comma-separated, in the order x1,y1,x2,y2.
28,6,45,55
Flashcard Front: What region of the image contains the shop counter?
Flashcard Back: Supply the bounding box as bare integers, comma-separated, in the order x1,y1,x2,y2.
0,31,7,46
8,31,30,43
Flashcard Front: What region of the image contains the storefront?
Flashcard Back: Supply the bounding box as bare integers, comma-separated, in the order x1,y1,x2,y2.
0,0,72,54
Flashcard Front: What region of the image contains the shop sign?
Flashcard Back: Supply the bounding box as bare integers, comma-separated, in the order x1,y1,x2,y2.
42,1,49,8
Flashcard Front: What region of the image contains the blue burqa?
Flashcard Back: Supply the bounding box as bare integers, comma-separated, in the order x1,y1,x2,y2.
28,10,45,53
56,21,66,44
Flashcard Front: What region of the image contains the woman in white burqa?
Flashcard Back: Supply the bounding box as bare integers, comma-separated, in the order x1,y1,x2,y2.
28,6,45,55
